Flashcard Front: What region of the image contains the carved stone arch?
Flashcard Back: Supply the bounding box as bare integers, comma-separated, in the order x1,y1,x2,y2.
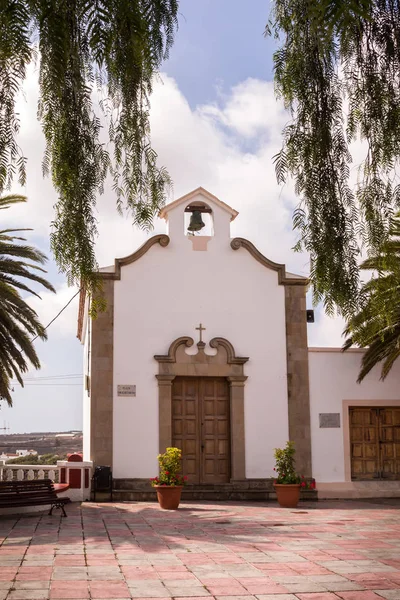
154,336,248,481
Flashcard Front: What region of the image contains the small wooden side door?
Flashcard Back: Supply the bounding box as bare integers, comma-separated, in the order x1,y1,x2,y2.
350,408,380,480
350,407,400,480
380,408,400,479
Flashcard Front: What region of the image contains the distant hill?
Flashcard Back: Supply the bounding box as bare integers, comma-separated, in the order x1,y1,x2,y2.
0,431,83,456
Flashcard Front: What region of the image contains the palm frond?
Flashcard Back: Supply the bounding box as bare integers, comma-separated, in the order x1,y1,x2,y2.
0,196,54,406
344,211,400,381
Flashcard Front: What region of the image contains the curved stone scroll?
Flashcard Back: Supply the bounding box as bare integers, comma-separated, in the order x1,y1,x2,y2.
209,337,249,365
154,336,194,363
231,237,308,286
101,234,170,280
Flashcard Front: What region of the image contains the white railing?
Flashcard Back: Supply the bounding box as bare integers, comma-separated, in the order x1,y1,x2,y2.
0,462,60,483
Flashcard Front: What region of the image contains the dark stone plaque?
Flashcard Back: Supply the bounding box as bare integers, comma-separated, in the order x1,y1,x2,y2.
319,413,340,428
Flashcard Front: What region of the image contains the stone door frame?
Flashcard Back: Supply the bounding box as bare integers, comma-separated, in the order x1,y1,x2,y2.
154,336,248,481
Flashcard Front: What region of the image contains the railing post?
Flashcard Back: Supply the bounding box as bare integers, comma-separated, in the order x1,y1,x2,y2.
0,464,60,483
57,459,93,501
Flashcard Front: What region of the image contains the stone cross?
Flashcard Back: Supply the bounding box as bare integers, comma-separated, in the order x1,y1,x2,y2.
196,323,206,344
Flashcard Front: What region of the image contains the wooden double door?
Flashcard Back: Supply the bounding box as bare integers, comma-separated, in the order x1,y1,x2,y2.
172,377,231,484
350,407,400,480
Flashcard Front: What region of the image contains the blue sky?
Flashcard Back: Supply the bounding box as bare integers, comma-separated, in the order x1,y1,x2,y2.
0,0,344,434
166,0,274,106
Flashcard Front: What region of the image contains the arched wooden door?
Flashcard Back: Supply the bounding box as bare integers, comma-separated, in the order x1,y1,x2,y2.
172,377,230,484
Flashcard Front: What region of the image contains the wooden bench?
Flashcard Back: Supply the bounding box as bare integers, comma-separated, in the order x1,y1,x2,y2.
0,479,71,517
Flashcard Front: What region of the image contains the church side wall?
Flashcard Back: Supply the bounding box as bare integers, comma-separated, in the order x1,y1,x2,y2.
309,349,400,494
112,241,289,480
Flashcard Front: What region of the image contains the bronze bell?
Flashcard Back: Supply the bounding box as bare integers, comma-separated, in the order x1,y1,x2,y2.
187,210,205,233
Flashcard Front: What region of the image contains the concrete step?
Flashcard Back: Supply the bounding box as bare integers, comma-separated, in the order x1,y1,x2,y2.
111,488,318,503
113,478,277,492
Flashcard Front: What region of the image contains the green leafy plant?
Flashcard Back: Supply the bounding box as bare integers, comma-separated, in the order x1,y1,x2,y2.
267,0,400,318
150,447,187,487
273,441,300,484
0,0,178,302
273,442,317,488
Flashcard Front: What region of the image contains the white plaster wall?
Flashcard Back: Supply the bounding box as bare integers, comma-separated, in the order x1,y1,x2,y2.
112,199,289,479
309,349,400,483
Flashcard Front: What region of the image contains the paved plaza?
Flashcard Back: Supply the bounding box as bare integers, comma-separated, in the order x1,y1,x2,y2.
1,500,400,600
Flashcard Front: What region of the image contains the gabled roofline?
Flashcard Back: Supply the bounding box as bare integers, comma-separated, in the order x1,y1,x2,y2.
159,187,239,221
99,234,170,281
230,238,309,286
76,235,170,340
77,233,307,339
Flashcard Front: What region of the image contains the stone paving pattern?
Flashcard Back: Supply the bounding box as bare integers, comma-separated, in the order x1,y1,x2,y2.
1,500,400,600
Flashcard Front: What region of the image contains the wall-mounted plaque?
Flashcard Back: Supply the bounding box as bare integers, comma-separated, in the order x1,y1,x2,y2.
319,413,340,428
117,384,136,397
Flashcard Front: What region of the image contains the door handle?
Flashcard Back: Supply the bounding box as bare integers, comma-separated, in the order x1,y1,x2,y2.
201,444,204,452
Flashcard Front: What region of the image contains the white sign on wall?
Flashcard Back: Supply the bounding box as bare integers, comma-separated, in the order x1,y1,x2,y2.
117,384,136,397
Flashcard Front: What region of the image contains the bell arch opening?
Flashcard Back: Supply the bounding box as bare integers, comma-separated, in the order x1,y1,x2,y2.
184,201,214,237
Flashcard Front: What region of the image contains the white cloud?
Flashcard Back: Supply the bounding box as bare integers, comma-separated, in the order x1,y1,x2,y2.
11,67,345,348
200,78,286,139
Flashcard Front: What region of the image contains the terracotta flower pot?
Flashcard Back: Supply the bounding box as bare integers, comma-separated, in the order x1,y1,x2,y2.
154,485,183,510
274,483,301,508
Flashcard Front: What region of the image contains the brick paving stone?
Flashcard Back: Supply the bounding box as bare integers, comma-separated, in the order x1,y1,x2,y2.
243,584,290,595
296,595,339,600
255,596,297,600
155,565,188,572
323,582,364,592
193,571,232,581
282,583,331,593
128,581,169,598
128,598,171,600
159,572,197,580
54,558,85,567
214,596,256,600
50,585,89,599
126,573,161,581
13,583,51,591
174,597,212,600
205,585,248,596
336,592,385,599
164,588,210,597
8,591,49,600
89,582,130,598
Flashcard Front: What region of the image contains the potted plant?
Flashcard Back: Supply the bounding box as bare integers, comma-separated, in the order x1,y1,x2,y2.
273,441,315,508
150,447,187,510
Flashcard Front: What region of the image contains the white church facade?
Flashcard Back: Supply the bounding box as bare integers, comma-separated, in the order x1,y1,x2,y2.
78,188,400,500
